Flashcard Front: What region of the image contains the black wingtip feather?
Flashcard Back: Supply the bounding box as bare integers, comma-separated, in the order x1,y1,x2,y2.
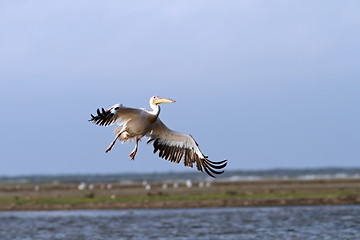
207,159,227,165
203,165,216,178
201,159,227,178
89,107,115,126
205,159,227,169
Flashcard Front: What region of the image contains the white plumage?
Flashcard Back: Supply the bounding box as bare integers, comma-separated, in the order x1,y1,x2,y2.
89,96,227,177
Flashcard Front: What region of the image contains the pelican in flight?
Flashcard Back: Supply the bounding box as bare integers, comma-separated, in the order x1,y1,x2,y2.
89,96,227,177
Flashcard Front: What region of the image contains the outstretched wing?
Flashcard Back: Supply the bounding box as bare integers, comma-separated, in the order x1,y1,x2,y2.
89,104,143,126
147,119,227,178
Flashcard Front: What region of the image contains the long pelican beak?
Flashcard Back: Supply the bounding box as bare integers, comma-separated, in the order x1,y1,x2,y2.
154,97,176,104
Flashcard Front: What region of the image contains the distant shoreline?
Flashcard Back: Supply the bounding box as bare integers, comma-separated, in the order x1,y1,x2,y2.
1,178,360,211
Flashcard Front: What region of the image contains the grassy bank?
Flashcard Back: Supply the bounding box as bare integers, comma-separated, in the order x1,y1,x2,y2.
1,179,360,210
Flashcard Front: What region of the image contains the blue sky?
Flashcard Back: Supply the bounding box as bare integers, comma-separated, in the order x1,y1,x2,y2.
0,1,359,175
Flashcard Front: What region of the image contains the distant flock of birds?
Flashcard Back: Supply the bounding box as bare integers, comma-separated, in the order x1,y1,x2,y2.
76,180,212,193
27,180,212,194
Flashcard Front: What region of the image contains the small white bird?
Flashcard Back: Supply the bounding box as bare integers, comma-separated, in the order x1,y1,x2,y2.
89,96,227,177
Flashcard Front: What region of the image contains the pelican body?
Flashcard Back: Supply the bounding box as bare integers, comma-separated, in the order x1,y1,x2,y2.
89,96,227,177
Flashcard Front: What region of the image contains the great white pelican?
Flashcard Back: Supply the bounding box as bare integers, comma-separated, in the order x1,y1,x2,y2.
89,96,227,177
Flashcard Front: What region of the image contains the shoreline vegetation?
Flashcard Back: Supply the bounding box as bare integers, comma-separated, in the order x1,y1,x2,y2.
1,178,360,211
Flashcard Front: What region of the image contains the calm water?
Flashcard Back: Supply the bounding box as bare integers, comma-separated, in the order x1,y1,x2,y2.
0,205,359,240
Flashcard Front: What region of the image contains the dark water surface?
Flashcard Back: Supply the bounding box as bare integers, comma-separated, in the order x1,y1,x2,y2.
1,205,359,240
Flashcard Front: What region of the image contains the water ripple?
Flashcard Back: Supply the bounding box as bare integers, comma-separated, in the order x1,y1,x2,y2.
0,205,360,240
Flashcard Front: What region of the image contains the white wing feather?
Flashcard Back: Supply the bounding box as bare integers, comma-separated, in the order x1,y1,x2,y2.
89,104,144,126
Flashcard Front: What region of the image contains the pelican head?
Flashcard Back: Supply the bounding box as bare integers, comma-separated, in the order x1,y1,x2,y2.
150,96,176,105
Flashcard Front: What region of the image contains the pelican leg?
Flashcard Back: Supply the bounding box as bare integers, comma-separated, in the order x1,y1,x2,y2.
129,137,141,160
105,131,123,153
